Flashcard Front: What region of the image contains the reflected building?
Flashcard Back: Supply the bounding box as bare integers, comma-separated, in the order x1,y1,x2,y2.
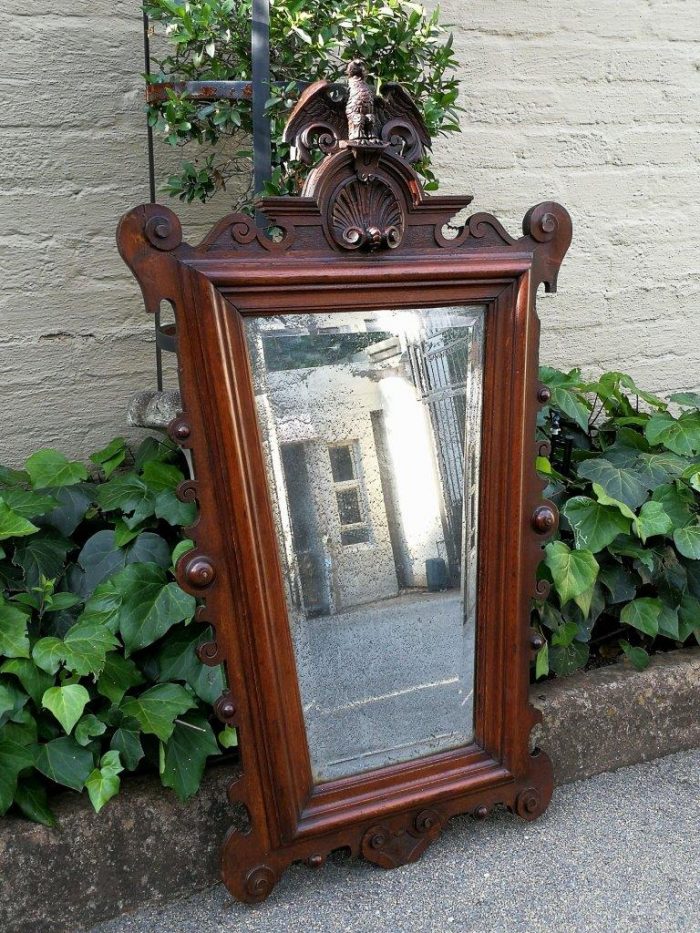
245,307,485,781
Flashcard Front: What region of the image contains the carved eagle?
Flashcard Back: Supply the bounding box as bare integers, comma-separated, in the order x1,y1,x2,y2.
283,60,431,166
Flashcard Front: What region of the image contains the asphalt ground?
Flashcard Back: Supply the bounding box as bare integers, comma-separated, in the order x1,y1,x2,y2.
92,748,700,933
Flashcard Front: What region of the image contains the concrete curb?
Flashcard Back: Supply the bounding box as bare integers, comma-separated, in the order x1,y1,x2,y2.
2,648,698,933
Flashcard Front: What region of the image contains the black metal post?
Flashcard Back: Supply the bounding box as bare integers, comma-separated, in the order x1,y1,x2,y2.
142,10,163,390
252,0,272,215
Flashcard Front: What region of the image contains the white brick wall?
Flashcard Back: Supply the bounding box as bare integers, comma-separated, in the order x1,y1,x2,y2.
1,1,698,465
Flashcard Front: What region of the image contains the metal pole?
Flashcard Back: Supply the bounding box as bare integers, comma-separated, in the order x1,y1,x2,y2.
252,0,272,219
142,10,163,390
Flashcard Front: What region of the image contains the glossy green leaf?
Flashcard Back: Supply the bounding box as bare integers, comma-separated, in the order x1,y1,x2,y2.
0,488,58,519
577,459,648,510
74,713,108,747
651,483,695,528
0,659,54,707
0,603,30,658
598,563,637,604
0,500,39,542
85,750,123,813
12,530,72,587
645,411,700,456
160,713,220,801
633,501,673,544
544,541,599,608
157,624,225,704
619,640,650,671
32,637,65,675
561,496,630,553
549,641,589,676
96,652,144,705
670,391,700,409
90,438,127,479
13,775,57,827
61,618,120,677
25,449,88,489
0,736,35,815
120,683,196,743
42,684,90,734
114,563,196,654
673,520,700,560
678,595,700,642
110,727,144,771
218,725,238,749
34,736,94,791
620,598,662,637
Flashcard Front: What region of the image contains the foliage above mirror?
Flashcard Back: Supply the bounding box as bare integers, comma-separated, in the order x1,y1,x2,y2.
143,0,461,205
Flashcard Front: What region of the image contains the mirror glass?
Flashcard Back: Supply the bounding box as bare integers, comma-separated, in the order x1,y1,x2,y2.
244,306,486,781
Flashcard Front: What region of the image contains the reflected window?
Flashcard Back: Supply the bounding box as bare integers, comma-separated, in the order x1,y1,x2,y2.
329,443,371,546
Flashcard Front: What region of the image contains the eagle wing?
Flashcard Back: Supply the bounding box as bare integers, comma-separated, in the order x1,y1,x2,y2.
283,81,349,164
375,82,431,163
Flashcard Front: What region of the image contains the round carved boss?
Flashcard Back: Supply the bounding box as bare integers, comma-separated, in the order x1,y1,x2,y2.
329,174,404,252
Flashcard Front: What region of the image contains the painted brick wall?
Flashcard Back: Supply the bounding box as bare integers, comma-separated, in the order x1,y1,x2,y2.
1,1,698,465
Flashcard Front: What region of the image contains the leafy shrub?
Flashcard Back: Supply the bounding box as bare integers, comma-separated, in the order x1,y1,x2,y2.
144,0,461,205
535,369,700,678
0,438,234,826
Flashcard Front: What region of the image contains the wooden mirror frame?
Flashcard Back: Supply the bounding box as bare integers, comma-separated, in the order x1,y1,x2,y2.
117,104,571,903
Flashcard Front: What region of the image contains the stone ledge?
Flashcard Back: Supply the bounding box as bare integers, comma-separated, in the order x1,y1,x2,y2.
1,648,698,933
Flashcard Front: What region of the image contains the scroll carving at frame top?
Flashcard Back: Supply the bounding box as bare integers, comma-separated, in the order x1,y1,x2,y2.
244,306,485,781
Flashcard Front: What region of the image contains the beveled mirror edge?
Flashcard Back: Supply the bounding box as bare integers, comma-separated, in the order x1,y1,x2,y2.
117,178,571,903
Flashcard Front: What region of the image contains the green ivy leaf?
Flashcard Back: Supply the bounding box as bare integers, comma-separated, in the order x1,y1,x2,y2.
85,750,123,813
561,496,630,553
96,652,144,705
549,385,591,432
94,474,155,527
645,411,700,456
0,603,30,658
110,726,144,771
114,563,196,655
0,659,54,707
74,713,107,747
633,501,673,544
157,624,225,704
34,736,94,791
0,488,58,519
41,484,95,537
160,713,220,801
608,537,656,573
90,438,127,479
218,725,238,749
673,520,700,560
598,563,637,604
670,392,700,409
61,618,120,677
141,461,184,492
13,775,57,827
619,640,650,671
25,449,88,489
620,597,662,637
42,684,90,734
544,541,599,608
0,735,35,815
31,637,65,675
154,489,197,527
549,641,589,676
12,530,72,587
651,483,695,528
678,595,700,642
657,604,680,640
0,499,39,541
171,538,195,568
577,459,648,510
120,683,196,743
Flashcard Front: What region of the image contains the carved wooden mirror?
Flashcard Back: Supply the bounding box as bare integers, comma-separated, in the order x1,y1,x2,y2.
117,64,571,904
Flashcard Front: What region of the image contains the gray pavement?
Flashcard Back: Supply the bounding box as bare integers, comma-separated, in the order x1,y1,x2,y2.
93,749,700,933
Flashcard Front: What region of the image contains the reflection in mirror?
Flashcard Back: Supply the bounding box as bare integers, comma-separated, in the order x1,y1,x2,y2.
244,306,485,781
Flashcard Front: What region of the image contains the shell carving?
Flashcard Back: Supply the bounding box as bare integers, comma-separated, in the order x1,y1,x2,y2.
330,176,404,251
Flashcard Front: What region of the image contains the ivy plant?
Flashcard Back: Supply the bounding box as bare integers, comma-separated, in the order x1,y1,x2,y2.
534,369,700,678
0,437,233,826
144,0,461,206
